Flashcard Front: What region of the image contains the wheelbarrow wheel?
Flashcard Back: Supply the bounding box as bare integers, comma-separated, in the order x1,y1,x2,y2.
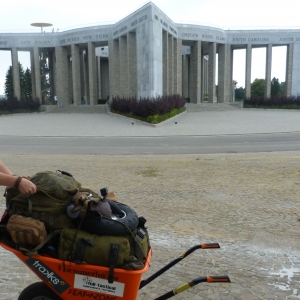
18,281,61,300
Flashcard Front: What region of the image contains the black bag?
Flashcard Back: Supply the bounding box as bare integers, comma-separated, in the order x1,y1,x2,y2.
78,199,140,236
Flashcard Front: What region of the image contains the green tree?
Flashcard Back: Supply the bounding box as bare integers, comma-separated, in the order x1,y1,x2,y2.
19,63,25,98
4,63,32,99
251,78,265,96
22,68,32,98
235,86,245,100
280,81,286,96
4,66,13,98
271,77,281,96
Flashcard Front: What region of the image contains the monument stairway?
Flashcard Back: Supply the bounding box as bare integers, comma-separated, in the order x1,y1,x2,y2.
186,102,243,112
42,104,108,114
42,102,242,114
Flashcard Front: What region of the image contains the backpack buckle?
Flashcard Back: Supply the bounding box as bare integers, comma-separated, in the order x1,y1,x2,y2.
135,228,146,244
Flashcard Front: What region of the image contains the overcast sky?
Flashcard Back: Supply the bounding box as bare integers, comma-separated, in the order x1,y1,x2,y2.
1,0,298,94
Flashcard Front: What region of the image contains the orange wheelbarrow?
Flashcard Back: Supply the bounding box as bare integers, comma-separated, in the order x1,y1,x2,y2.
0,240,230,300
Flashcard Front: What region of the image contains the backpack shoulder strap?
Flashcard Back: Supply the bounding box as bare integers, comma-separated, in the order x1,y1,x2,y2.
108,244,120,284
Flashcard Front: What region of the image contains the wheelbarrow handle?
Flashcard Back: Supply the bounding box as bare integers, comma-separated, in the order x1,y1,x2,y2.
153,275,231,300
139,243,220,289
201,243,220,249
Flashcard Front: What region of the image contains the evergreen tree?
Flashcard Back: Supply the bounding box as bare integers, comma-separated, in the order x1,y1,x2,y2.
4,63,32,99
235,86,245,100
271,77,281,96
4,66,13,98
22,68,32,98
19,63,26,98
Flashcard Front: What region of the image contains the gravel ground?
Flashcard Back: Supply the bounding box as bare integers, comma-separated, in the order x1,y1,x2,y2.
0,152,299,299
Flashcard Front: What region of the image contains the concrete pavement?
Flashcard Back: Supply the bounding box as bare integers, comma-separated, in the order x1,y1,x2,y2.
1,108,300,137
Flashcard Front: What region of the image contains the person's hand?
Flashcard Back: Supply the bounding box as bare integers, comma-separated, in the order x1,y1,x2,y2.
18,178,37,194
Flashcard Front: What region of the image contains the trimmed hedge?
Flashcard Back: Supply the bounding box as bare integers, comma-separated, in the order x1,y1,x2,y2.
244,96,300,109
0,97,41,114
109,95,186,123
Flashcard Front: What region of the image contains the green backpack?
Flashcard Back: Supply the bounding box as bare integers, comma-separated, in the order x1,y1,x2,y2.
58,224,150,283
5,171,82,231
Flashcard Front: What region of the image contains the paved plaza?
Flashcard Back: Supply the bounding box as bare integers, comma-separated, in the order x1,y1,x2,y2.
0,109,300,299
1,108,300,137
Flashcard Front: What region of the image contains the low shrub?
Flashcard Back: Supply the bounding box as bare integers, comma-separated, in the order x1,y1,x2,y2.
146,107,186,124
109,95,186,123
111,106,186,124
244,96,300,109
0,97,41,114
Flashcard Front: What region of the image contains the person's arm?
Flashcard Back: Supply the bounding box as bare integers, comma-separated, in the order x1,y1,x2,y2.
0,161,13,175
0,161,37,194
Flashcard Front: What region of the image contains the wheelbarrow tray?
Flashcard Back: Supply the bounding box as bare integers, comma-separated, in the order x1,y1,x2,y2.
0,241,152,300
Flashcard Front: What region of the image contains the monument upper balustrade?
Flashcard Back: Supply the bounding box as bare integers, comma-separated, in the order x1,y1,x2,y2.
1,26,300,50
1,1,300,49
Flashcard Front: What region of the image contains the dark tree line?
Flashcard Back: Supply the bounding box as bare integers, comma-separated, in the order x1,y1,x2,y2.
234,77,285,100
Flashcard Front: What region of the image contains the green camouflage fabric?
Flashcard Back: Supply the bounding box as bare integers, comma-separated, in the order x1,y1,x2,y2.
5,171,82,231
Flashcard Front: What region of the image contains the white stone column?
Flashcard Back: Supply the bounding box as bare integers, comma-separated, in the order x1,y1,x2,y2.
79,52,84,100
71,44,81,105
218,44,231,102
68,55,73,104
285,43,293,98
162,30,169,95
174,39,182,96
245,44,252,99
30,49,36,99
115,39,120,97
119,36,128,97
202,56,208,99
182,54,189,99
189,41,201,103
108,39,120,98
127,32,137,97
80,51,87,103
265,44,272,99
102,59,109,99
108,40,114,98
168,34,174,95
33,47,42,101
230,48,234,101
88,42,97,105
55,46,69,105
97,56,102,100
136,20,163,98
208,42,216,103
11,48,21,99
